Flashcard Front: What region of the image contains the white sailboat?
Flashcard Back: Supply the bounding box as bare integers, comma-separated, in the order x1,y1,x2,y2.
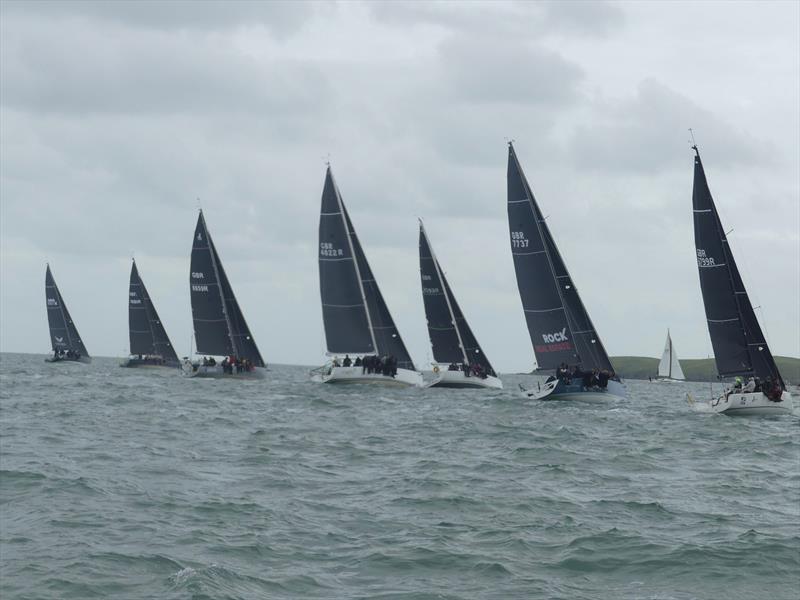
654,329,685,383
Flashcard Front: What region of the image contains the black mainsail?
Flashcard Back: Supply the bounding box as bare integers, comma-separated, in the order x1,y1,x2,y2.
189,210,265,367
45,264,90,358
506,143,613,372
317,166,415,370
692,146,783,388
419,221,495,376
129,259,179,365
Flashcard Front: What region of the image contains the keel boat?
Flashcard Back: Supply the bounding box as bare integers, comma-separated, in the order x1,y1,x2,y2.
44,264,91,364
654,329,685,383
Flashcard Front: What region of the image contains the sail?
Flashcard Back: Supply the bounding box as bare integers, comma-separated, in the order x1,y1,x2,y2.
419,222,495,375
692,148,783,387
129,260,179,364
318,167,375,355
45,265,89,357
189,211,265,367
657,330,685,380
506,143,613,372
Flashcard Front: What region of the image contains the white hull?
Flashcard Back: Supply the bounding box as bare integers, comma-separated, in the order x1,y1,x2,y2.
311,365,423,387
182,361,266,379
709,390,793,416
653,378,684,384
522,378,626,402
427,369,503,389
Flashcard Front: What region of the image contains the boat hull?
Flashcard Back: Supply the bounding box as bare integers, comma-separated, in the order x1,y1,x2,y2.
45,355,91,364
312,365,423,387
522,378,626,402
653,378,684,384
710,390,793,415
120,357,180,369
427,369,503,389
182,361,266,379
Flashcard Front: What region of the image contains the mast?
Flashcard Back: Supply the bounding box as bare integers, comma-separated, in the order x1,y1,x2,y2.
420,220,468,365
330,167,378,354
201,210,238,358
668,330,672,379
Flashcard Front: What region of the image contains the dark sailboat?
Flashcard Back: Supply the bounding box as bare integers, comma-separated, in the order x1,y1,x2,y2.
313,165,422,386
44,264,91,364
691,145,791,414
506,142,624,401
418,220,501,389
121,259,180,369
183,210,266,378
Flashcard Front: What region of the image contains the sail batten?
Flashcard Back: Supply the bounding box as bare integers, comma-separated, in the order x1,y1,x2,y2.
506,143,613,372
691,147,783,388
189,211,264,367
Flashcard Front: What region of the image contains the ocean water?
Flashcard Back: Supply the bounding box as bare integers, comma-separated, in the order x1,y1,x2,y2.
0,353,798,600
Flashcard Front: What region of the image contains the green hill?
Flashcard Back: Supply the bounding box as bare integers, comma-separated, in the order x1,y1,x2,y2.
608,355,800,383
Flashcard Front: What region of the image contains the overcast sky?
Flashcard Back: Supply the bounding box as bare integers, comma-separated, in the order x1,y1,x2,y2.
1,0,798,372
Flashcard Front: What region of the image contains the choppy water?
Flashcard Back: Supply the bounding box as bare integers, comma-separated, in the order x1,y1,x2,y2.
0,353,798,599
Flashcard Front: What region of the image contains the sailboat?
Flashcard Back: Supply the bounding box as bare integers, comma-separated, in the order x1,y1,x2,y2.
506,143,625,401
654,329,685,382
183,210,266,379
121,259,180,368
44,264,91,363
691,145,792,415
312,165,423,386
418,220,502,389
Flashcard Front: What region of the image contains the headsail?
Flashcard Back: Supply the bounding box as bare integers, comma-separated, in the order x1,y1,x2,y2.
189,210,265,367
129,260,179,365
506,143,613,372
419,221,495,375
657,330,685,380
317,166,415,370
692,147,783,388
45,265,90,357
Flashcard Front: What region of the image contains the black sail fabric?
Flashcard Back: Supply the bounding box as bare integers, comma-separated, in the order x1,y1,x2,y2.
45,265,89,357
507,144,613,372
419,225,465,365
318,167,375,355
419,223,496,376
692,149,783,387
190,211,264,366
343,204,416,370
129,261,179,364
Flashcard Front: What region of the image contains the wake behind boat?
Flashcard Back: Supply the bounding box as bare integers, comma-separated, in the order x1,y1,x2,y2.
653,329,685,383
121,259,180,369
691,145,791,415
418,221,502,389
44,264,91,364
506,143,624,402
313,165,422,387
183,210,266,379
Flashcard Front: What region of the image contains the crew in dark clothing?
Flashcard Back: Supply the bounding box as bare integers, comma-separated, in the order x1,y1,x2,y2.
343,355,352,367
354,356,362,367
598,370,609,389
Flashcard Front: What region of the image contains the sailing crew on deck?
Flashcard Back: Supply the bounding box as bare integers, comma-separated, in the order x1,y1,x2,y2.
343,355,352,367
354,356,362,367
743,377,756,393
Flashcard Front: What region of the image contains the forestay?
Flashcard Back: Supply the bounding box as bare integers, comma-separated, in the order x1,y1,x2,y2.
189,211,265,367
129,260,179,364
419,222,495,375
506,143,613,372
45,265,90,357
691,147,783,388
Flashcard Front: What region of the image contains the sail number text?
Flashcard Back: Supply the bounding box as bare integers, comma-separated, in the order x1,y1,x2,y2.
696,248,716,267
320,242,344,257
191,271,208,292
511,231,530,248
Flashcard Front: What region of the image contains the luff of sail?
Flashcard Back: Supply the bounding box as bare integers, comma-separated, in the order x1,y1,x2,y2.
45,265,90,358
657,330,685,380
189,211,265,367
692,146,783,388
129,260,179,364
317,166,416,370
419,222,495,376
506,143,613,372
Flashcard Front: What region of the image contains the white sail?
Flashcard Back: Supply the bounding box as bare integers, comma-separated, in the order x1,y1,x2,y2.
657,330,685,380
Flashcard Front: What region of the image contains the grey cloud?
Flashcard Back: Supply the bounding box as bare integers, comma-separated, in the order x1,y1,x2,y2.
566,79,772,175
0,0,318,37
